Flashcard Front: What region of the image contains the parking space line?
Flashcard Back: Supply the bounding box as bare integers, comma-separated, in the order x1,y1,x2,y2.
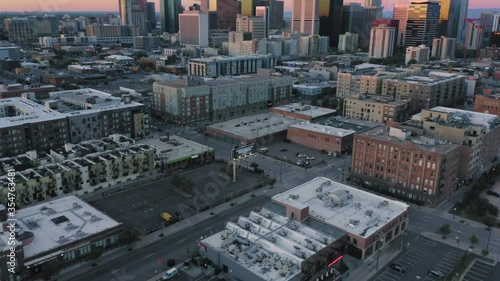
384,271,402,279
398,260,414,268
463,274,484,281
467,271,488,279
435,265,451,272
474,262,493,271
440,260,455,267
470,266,490,274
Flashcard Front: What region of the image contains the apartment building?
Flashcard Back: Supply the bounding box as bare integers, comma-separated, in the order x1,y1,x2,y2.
401,107,500,180
352,126,461,206
152,72,293,123
85,24,140,37
0,134,155,208
336,65,420,98
405,44,430,64
344,94,410,123
0,90,149,157
381,72,466,114
187,55,277,78
474,94,500,116
0,83,57,99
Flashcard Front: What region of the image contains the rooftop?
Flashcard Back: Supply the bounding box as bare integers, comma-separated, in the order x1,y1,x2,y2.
272,177,409,238
389,71,464,85
290,122,356,137
207,113,302,141
189,54,272,63
358,126,460,154
423,106,500,130
318,116,380,133
201,202,345,281
272,103,336,118
0,98,67,127
138,135,213,164
15,195,120,260
347,94,409,106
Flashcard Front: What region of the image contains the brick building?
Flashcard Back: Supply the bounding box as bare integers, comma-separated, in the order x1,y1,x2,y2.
0,83,57,99
343,94,410,123
474,94,500,116
351,126,461,206
287,122,355,154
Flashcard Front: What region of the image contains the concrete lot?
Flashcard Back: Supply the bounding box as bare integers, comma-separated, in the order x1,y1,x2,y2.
371,235,468,281
257,141,344,168
90,163,264,234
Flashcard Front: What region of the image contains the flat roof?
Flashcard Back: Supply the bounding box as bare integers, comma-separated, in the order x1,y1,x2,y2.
201,204,345,281
290,122,355,137
389,72,464,85
207,113,302,141
189,54,272,63
0,98,67,127
138,135,213,164
272,103,336,118
16,195,120,259
272,177,409,239
428,106,499,126
318,116,380,133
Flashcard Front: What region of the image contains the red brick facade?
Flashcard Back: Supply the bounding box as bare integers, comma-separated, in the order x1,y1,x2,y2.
474,95,500,116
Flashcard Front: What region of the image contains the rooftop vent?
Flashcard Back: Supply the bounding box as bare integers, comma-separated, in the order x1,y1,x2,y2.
83,211,92,216
74,230,87,238
89,215,102,223
354,203,361,209
377,200,389,208
72,202,82,210
365,210,374,217
25,219,40,229
288,194,299,200
65,223,79,231
348,219,360,228
57,236,70,244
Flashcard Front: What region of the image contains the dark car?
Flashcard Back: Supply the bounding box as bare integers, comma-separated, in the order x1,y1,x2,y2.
280,148,288,152
389,263,406,273
486,190,500,197
428,269,445,279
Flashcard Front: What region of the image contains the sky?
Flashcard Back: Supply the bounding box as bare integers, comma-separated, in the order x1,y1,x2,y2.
0,0,499,13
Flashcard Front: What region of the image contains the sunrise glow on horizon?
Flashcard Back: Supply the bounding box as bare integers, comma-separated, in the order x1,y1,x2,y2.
1,0,499,12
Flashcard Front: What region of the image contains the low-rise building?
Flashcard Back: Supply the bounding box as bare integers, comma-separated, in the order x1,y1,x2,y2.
0,83,57,99
0,196,122,280
287,122,355,154
270,103,336,121
188,55,277,78
0,134,156,207
351,126,461,206
199,177,409,280
343,94,410,123
381,72,467,114
474,93,500,116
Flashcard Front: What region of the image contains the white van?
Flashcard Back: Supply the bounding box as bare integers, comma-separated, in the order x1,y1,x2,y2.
259,148,268,153
162,268,179,280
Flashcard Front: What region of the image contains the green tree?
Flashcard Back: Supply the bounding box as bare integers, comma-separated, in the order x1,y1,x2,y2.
321,97,331,108
440,223,451,238
311,96,319,106
407,59,418,65
120,226,140,247
469,235,479,248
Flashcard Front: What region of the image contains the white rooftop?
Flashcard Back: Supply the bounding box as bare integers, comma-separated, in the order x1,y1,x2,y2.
0,98,66,127
290,122,356,137
428,106,499,126
201,206,344,281
272,177,409,238
207,113,302,141
138,135,213,164
272,103,336,118
15,195,120,259
105,55,134,61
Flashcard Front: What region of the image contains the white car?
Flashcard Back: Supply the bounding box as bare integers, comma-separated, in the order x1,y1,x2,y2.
296,160,303,165
297,153,307,158
306,156,315,160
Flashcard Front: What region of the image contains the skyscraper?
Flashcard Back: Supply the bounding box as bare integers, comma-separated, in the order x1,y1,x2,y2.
464,19,482,50
160,0,181,33
236,14,267,39
480,11,495,47
260,0,284,29
431,36,456,59
209,0,239,30
455,0,469,42
292,0,320,35
256,6,270,38
179,10,209,46
365,0,382,7
405,1,440,47
146,2,156,31
372,19,399,51
241,0,258,16
393,4,408,47
119,0,147,35
369,24,396,58
341,3,364,35
319,0,343,47
362,6,383,47
494,13,500,32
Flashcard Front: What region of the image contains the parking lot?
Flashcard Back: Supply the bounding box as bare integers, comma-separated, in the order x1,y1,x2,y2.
257,141,346,168
421,248,462,281
462,260,496,281
90,164,264,233
373,249,427,281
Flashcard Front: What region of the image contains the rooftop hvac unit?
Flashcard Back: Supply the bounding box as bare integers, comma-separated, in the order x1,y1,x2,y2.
377,200,389,208
289,194,299,200
365,210,374,217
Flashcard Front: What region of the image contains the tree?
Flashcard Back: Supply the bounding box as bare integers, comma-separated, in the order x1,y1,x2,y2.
440,223,451,238
311,96,319,106
469,235,479,248
407,59,418,65
120,226,140,248
321,97,331,108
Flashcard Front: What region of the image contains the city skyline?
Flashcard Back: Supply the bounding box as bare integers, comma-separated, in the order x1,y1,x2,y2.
1,0,499,12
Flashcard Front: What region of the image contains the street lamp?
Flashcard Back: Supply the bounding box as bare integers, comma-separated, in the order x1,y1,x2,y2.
453,208,456,220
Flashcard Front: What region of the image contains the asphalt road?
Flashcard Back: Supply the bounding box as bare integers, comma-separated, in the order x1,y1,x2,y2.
71,194,271,281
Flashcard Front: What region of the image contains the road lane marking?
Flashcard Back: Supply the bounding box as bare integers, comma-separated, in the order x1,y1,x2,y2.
143,253,156,259
177,238,186,244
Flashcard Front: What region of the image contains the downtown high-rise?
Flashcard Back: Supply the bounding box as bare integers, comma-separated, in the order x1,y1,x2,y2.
405,1,440,47
292,0,320,35
119,0,147,35
319,0,343,47
393,4,408,47
160,0,182,33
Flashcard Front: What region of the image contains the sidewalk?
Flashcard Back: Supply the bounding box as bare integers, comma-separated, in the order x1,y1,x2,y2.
345,236,404,281
58,185,273,281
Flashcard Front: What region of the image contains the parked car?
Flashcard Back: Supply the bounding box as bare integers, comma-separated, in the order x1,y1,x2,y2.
328,152,333,156
280,148,288,152
306,156,315,160
162,268,179,280
486,190,500,197
297,153,307,158
389,263,406,273
428,269,444,279
296,160,303,165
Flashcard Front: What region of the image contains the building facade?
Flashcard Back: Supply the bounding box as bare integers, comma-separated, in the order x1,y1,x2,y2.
431,36,456,60
261,0,285,29
85,25,139,37
287,122,355,154
160,0,182,33
188,55,276,78
474,94,500,116
236,14,267,40
405,1,440,47
179,11,209,47
344,94,410,123
393,4,408,47
292,0,320,35
319,0,344,47
405,44,430,64
352,126,461,206
338,32,359,53
341,3,365,36
209,0,239,30
119,0,147,35
369,25,396,58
